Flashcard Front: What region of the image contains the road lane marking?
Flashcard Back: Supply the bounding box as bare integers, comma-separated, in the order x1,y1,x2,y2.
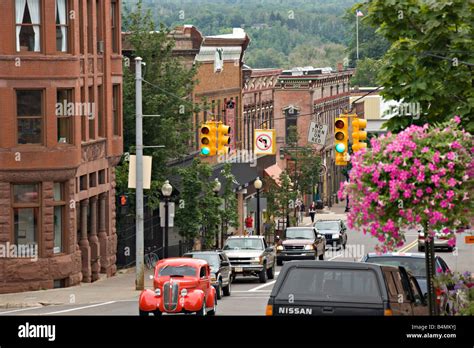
233,290,271,293
42,301,117,315
248,280,276,292
0,306,43,314
398,239,418,253
328,253,343,261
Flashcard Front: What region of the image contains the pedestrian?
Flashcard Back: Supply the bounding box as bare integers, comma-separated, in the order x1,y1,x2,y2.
299,201,305,224
245,212,254,235
309,201,316,223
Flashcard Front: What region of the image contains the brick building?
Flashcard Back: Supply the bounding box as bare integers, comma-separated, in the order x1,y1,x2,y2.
0,0,123,293
273,66,353,207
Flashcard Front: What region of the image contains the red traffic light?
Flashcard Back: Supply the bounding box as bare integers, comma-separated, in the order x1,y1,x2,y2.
335,119,345,129
120,195,128,206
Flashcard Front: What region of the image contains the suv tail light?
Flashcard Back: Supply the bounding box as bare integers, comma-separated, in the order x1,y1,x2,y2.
384,309,393,316
266,304,273,316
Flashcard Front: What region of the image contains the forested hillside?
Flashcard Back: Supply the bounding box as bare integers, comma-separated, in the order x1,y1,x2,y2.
123,0,360,69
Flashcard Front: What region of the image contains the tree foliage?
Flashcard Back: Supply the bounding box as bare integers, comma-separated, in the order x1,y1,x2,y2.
351,57,383,87
359,0,474,133
219,163,239,236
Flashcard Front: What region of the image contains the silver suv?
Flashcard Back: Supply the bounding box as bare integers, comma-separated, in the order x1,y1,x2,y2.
223,236,276,283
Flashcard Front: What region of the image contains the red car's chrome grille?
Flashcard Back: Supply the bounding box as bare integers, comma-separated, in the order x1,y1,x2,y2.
163,281,179,311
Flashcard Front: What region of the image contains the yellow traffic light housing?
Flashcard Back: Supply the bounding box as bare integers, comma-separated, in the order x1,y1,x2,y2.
200,122,217,156
335,117,348,166
217,122,231,155
352,117,367,152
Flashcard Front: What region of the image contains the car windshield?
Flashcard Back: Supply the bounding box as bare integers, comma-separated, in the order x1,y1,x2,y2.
276,268,382,302
185,254,220,268
158,265,197,277
315,221,340,231
285,228,315,240
366,257,426,277
224,238,263,250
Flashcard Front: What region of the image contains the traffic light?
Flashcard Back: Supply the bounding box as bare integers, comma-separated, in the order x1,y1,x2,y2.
352,117,367,152
200,122,217,156
335,116,348,166
217,122,231,155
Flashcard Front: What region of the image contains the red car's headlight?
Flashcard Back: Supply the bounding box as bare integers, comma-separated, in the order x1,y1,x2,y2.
180,288,188,297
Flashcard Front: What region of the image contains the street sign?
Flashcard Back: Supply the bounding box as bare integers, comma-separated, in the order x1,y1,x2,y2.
308,122,328,145
254,129,276,155
465,235,474,244
160,202,175,227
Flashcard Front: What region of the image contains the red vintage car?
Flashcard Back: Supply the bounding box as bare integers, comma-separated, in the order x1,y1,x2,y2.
139,258,217,316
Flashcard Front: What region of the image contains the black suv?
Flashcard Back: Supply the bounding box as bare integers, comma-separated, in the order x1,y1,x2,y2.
183,250,232,299
266,261,428,316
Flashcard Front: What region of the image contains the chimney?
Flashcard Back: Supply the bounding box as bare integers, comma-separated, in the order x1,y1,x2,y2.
337,62,343,72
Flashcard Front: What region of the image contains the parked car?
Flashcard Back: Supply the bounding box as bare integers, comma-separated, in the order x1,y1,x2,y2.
418,227,456,252
314,219,348,249
138,258,217,316
276,226,326,266
266,261,428,316
223,235,276,283
361,252,451,296
183,250,232,299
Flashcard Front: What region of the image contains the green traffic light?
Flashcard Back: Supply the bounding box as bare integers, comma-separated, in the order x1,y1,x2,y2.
335,143,346,153
201,147,210,156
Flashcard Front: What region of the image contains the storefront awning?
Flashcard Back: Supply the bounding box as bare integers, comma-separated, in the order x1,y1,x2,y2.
264,164,283,186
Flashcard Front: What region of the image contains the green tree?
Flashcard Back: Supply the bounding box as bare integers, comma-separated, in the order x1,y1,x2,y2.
119,1,199,185
359,0,474,132
351,57,383,87
220,163,239,237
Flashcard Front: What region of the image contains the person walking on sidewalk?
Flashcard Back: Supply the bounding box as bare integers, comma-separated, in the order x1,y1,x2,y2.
245,212,254,235
309,202,316,223
299,202,305,224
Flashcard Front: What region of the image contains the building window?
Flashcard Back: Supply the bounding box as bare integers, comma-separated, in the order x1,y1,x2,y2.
98,169,106,184
15,0,41,52
87,0,93,53
96,0,102,53
81,87,86,141
112,84,121,135
17,90,43,145
56,89,73,144
98,85,104,137
111,0,118,53
88,86,95,139
56,0,69,52
285,108,298,144
12,184,40,246
53,183,66,254
79,0,84,54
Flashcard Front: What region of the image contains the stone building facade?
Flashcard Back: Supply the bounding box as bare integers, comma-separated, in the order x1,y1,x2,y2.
0,0,123,293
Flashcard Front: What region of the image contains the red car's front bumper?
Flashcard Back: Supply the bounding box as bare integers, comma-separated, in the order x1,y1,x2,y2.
139,289,205,314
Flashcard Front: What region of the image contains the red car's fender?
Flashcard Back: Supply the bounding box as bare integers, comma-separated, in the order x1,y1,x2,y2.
206,286,217,308
182,289,205,312
139,289,161,312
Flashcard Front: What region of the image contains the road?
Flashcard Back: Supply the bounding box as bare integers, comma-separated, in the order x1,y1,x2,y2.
1,223,472,316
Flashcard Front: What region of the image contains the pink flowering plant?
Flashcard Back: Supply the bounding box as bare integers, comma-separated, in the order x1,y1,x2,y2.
338,116,473,252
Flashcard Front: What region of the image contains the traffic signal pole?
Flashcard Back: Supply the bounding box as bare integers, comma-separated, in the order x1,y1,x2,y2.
135,57,145,291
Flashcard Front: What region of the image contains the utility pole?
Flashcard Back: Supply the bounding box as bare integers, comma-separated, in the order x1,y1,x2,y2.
135,57,144,290
356,13,359,60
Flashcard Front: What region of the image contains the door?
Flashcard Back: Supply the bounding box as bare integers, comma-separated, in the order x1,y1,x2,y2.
392,270,414,315
220,253,231,285
408,276,429,315
384,270,404,315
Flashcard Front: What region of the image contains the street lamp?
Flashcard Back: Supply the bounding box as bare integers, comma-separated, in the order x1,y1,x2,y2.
213,178,221,249
254,177,263,236
161,180,172,258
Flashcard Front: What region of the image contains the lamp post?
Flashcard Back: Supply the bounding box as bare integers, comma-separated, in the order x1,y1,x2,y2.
254,177,263,236
161,180,172,258
213,178,221,249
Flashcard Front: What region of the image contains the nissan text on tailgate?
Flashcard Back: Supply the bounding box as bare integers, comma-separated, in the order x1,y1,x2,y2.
266,261,428,316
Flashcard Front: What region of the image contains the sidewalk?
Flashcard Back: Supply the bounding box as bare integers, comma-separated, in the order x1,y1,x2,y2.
0,267,153,309
299,201,348,226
